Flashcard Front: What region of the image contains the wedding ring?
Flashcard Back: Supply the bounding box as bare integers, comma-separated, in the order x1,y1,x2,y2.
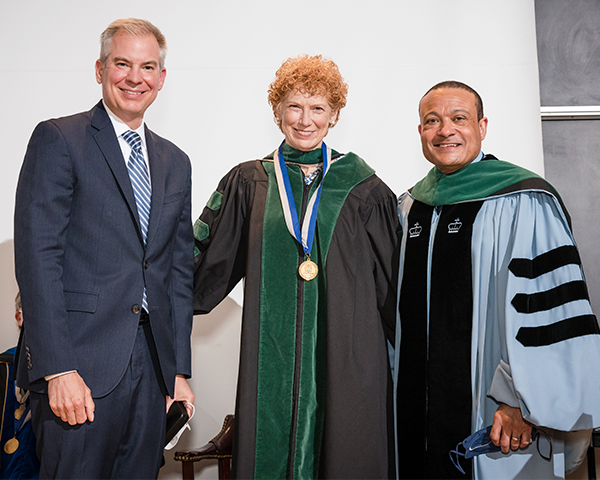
511,436,520,441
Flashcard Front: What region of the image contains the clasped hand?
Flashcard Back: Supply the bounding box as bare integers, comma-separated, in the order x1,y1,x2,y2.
490,404,533,453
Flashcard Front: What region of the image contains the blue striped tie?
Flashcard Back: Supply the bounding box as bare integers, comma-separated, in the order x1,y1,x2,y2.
123,130,151,312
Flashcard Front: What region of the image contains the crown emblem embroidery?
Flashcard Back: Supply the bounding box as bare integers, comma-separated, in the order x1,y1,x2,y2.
448,218,462,234
409,222,422,238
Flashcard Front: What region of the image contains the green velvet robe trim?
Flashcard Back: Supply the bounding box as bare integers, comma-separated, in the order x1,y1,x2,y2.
206,190,223,211
281,142,326,163
192,219,209,256
255,147,375,479
411,158,542,206
193,191,223,255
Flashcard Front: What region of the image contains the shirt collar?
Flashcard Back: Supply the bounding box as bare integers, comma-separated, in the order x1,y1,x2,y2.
102,100,147,146
471,151,484,164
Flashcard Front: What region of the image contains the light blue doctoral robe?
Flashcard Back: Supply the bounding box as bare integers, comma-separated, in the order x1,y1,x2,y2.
393,161,600,479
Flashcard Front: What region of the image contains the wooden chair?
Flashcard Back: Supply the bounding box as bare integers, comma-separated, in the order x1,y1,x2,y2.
174,414,234,480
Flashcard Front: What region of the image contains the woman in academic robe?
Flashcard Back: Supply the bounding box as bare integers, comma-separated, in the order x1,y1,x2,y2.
193,54,399,479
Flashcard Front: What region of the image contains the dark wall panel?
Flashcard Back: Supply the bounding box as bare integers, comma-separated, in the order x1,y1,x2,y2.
542,120,600,311
536,0,600,105
536,0,600,313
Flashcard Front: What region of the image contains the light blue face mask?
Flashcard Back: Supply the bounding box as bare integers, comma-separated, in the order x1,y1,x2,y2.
450,426,552,474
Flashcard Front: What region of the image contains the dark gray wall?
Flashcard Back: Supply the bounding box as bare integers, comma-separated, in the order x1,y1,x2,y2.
536,0,600,312
542,121,600,308
536,0,600,105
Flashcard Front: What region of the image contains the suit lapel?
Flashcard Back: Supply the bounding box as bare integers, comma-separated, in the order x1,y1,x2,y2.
145,126,165,248
90,102,145,245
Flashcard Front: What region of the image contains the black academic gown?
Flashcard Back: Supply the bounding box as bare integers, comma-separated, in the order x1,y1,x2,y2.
193,147,399,479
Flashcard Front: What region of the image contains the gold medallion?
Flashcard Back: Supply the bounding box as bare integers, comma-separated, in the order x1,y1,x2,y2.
298,259,318,281
14,404,26,420
4,437,19,454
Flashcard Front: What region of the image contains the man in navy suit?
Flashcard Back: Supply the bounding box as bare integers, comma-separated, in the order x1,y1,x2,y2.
14,18,195,479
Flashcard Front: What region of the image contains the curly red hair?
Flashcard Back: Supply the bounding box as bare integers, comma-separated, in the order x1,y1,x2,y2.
268,54,348,130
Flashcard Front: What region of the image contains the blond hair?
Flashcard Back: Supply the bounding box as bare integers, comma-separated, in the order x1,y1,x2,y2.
100,18,167,70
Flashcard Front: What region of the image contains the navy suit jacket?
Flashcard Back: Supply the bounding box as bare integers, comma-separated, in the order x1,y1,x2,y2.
14,101,194,398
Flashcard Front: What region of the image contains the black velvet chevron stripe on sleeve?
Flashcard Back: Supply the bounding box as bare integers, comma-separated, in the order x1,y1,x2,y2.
508,245,581,279
516,314,600,347
512,280,590,313
510,245,599,345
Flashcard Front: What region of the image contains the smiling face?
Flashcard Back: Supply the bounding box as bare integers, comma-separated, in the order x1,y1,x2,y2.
95,33,166,129
418,87,488,174
277,90,338,152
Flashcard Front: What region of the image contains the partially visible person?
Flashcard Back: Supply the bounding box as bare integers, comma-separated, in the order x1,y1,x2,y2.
393,80,600,479
1,292,40,479
193,54,399,479
14,18,194,479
